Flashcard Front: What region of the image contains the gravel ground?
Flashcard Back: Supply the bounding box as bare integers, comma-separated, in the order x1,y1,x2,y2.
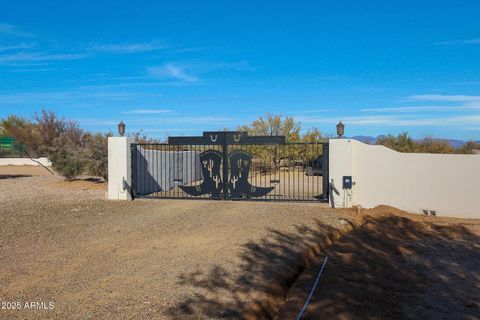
0,166,349,319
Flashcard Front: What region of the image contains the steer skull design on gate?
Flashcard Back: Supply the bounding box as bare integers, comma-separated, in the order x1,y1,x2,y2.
179,149,275,198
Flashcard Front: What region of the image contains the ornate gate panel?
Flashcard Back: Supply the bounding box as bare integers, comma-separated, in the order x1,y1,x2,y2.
131,131,329,202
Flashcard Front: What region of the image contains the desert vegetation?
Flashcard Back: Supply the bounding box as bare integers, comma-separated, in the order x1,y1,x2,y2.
1,111,478,180
376,132,480,154
0,110,111,181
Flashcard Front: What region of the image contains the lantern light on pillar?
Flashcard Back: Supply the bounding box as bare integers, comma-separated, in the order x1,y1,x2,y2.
118,121,126,137
336,121,345,138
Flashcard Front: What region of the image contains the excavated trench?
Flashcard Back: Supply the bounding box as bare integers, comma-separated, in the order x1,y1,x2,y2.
241,206,480,320
240,208,367,320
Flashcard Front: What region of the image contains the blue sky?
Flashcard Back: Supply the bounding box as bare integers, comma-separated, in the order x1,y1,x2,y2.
1,1,480,140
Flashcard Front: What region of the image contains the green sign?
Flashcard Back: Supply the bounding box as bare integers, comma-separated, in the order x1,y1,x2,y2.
0,136,15,150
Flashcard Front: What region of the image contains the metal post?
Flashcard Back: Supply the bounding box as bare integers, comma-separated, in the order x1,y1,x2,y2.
321,143,329,203
130,144,137,200
222,132,229,200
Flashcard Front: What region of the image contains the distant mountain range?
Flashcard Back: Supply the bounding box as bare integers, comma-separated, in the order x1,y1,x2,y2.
349,135,480,149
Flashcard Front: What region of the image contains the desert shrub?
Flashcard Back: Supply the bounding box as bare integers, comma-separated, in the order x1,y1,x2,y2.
48,140,86,181
238,113,301,142
415,138,454,154
376,132,416,153
129,130,163,143
458,141,480,154
83,133,111,180
376,132,478,154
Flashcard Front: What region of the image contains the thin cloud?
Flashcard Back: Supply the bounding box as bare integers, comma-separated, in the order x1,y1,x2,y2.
361,105,480,113
0,23,34,37
146,60,253,83
0,42,36,52
408,94,480,103
297,108,336,113
435,38,480,45
297,115,480,127
148,63,198,82
121,115,235,125
6,68,53,73
0,90,137,105
90,40,168,54
121,109,172,115
0,52,87,65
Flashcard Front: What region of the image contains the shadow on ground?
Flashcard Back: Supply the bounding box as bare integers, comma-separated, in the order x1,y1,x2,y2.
168,209,480,320
168,215,355,319
0,174,32,179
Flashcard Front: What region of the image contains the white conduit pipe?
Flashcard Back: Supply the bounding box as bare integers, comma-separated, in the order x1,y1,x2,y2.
295,256,329,320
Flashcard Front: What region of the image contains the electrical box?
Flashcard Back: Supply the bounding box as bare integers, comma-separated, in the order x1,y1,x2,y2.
342,176,352,189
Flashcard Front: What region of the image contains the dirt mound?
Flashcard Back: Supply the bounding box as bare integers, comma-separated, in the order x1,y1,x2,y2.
274,206,480,320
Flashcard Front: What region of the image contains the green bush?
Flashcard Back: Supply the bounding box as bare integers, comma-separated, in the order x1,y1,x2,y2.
83,133,111,180
48,138,85,181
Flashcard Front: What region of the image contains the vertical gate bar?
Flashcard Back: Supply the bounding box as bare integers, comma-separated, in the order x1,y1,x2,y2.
322,143,329,202
318,143,320,198
298,145,300,199
267,146,269,200
288,148,293,198
175,145,178,197
161,145,164,198
315,143,318,198
146,145,149,196
131,144,136,200
151,145,153,196
193,144,196,199
154,145,157,197
168,144,172,198
159,145,161,198
303,144,306,200
140,145,143,197
188,144,191,198
142,145,146,197
255,146,258,195
167,144,170,198
262,147,265,200
153,144,156,197
300,145,303,200
222,134,228,200
291,146,294,200
282,145,284,200
268,146,271,200
165,144,168,198
147,145,150,196
309,144,311,199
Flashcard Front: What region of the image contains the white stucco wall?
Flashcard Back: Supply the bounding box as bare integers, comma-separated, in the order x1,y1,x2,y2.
108,137,133,200
329,139,480,219
0,157,51,166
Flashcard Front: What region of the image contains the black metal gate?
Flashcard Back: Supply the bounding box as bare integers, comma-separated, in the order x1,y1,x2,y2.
131,131,329,202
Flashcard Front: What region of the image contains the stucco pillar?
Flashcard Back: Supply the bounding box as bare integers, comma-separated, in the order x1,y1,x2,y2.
108,137,134,200
328,138,354,208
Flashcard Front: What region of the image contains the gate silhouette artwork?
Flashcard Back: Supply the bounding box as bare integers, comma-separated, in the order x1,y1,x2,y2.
180,149,274,198
131,131,329,202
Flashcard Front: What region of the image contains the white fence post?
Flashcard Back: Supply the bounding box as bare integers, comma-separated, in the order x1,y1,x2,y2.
108,137,134,200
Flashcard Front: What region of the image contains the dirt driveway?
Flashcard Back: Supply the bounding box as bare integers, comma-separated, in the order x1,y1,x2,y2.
0,165,345,319
1,166,479,320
